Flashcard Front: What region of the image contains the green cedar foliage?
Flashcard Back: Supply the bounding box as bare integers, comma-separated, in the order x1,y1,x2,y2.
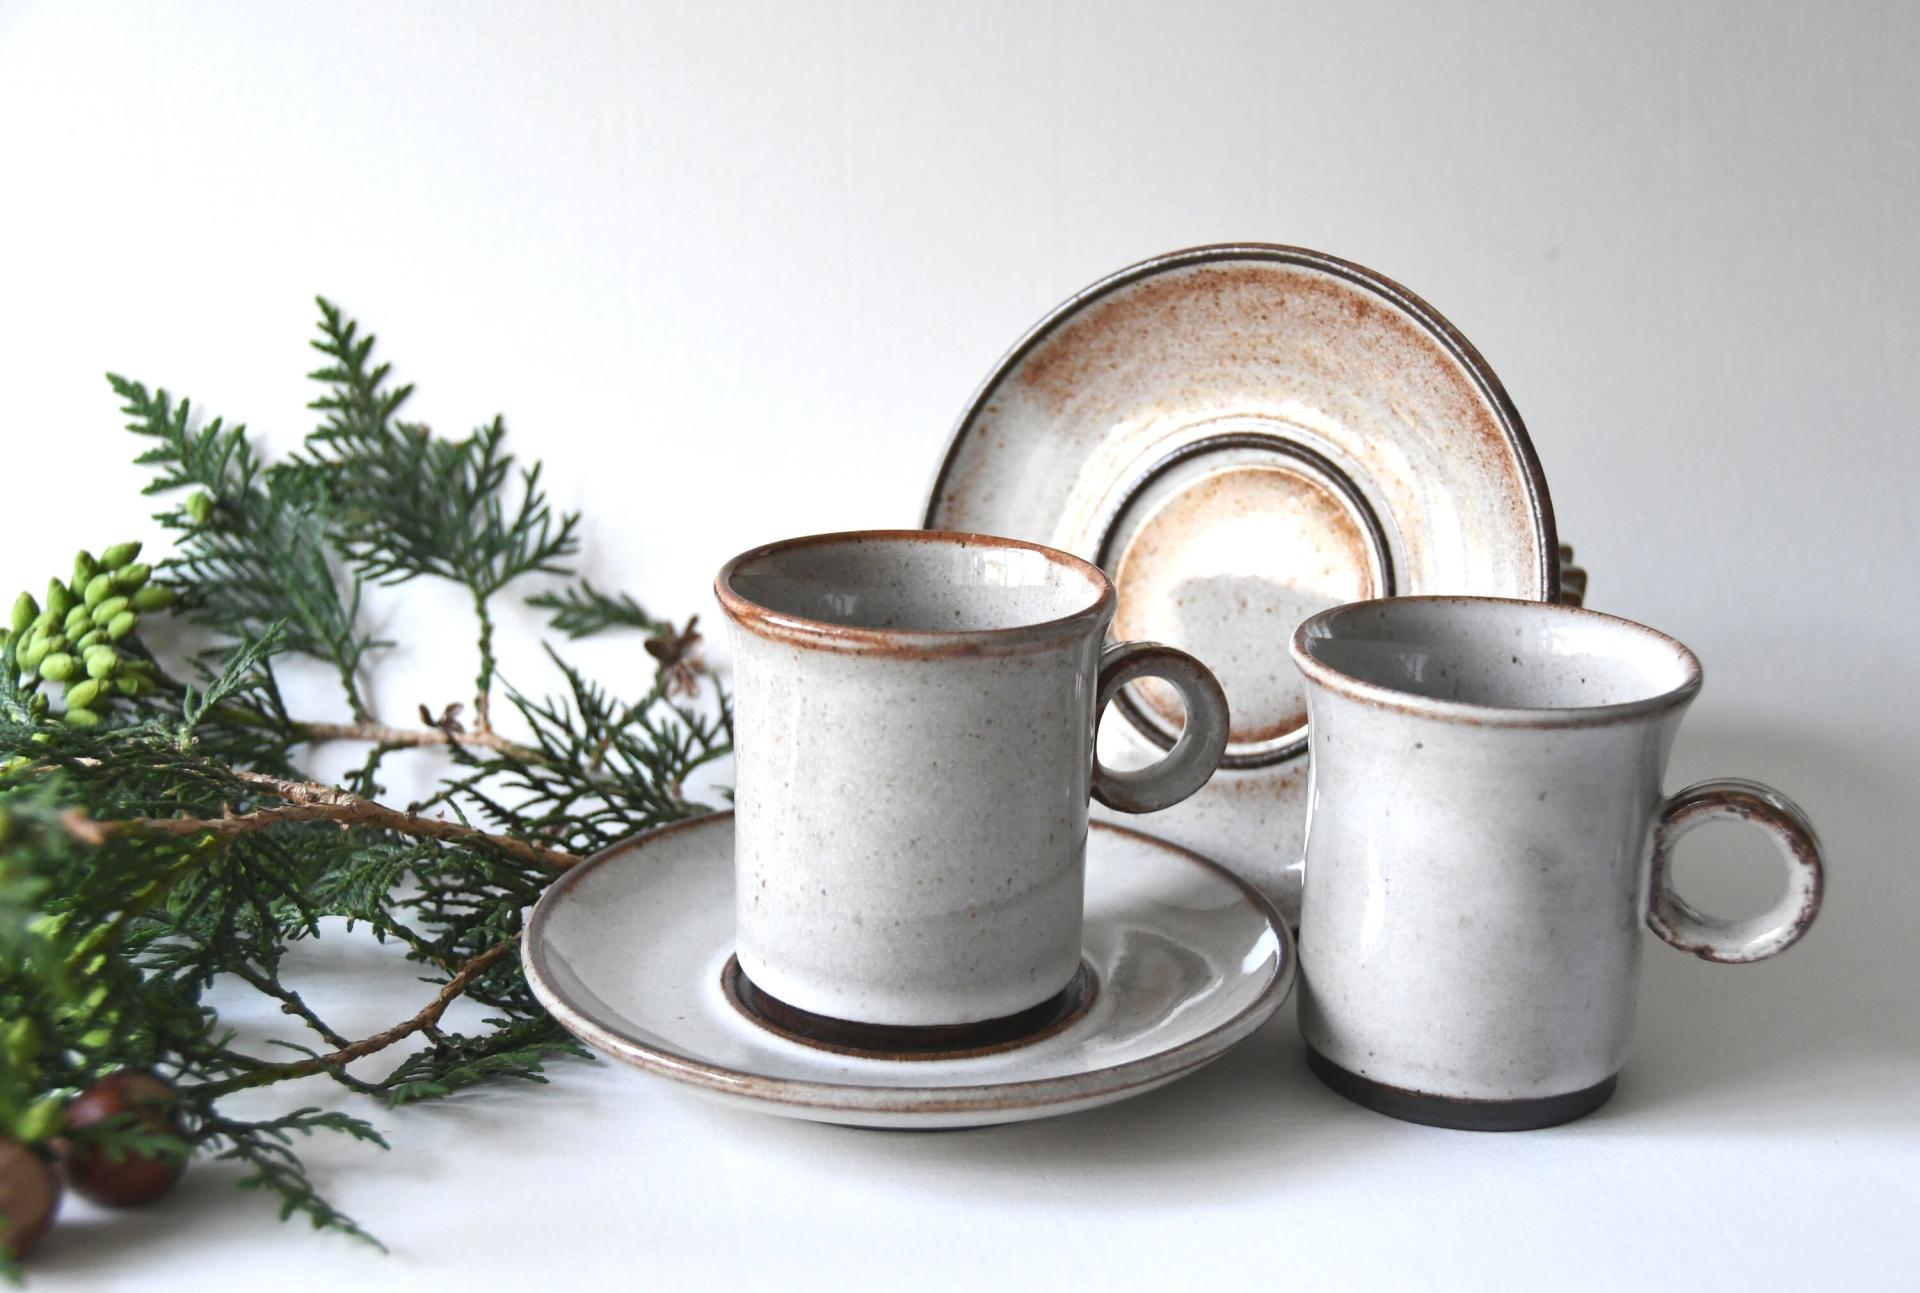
0,300,731,1276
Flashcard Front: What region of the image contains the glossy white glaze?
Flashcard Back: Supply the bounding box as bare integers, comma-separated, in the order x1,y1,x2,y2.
521,813,1293,1129
717,531,1229,1028
1291,597,1824,1106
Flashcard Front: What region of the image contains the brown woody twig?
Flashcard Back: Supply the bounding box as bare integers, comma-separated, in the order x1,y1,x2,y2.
189,939,522,1098
60,770,578,871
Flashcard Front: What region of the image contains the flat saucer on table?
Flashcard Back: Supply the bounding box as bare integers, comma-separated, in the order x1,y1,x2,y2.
522,811,1293,1130
924,243,1576,919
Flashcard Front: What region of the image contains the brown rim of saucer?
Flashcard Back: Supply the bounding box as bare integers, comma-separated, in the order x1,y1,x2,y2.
921,242,1562,603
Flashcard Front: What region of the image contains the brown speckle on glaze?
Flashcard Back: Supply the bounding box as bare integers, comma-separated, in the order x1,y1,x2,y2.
1292,595,1825,1120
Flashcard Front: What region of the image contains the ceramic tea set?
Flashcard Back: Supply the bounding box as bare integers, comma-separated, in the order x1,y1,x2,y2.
523,244,1825,1132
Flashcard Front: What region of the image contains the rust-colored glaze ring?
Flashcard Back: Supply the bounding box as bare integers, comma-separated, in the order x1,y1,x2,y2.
714,529,1116,658
1093,430,1398,770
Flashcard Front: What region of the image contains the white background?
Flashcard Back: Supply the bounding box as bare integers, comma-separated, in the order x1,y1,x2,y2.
2,1,1916,1288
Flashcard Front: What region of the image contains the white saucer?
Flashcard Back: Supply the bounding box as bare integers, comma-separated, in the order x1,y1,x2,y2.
522,811,1293,1129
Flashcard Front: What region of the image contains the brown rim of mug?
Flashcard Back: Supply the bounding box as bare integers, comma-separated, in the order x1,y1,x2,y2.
1289,595,1704,730
714,529,1117,656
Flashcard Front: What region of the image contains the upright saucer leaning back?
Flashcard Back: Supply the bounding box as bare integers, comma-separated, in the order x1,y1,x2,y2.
923,243,1579,920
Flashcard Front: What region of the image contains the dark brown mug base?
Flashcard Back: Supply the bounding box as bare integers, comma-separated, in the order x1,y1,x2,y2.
722,955,1097,1062
1306,1047,1618,1131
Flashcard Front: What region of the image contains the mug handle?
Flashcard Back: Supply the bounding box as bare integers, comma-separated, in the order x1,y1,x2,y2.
1646,778,1825,963
1091,641,1230,814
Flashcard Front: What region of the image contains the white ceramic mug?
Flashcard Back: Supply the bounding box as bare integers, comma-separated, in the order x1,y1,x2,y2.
716,530,1230,1049
1289,596,1824,1130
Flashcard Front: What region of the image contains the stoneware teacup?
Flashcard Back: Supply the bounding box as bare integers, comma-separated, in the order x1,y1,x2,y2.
1289,595,1824,1130
716,530,1231,1051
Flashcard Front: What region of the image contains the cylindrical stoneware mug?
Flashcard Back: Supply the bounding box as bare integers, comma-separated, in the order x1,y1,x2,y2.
1289,596,1824,1130
716,530,1231,1051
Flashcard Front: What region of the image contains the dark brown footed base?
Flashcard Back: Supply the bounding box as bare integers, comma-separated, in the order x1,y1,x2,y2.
723,955,1097,1062
1305,1047,1619,1131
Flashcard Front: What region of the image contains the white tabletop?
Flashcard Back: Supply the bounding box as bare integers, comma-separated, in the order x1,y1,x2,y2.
5,1,1916,1288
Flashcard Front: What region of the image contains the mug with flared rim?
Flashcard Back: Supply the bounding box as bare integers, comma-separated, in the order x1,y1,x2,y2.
1289,595,1824,1130
715,529,1231,1055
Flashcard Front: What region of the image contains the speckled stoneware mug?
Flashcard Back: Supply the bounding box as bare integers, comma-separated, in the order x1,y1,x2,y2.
715,530,1231,1051
1290,596,1824,1131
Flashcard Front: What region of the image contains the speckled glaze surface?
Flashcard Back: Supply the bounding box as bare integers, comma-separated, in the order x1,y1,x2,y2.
922,244,1567,922
1290,597,1825,1129
716,531,1229,1029
521,812,1293,1129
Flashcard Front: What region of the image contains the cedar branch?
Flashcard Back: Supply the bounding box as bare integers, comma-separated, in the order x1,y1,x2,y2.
60,770,579,870
294,719,530,757
189,939,521,1098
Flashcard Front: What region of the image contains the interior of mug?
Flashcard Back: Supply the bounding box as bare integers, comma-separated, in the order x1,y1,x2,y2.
722,531,1110,634
1295,597,1699,712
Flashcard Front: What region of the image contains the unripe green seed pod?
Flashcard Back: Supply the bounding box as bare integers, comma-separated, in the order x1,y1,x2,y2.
75,629,104,650
91,595,130,627
43,633,66,654
39,652,77,682
11,592,38,635
186,491,214,524
106,611,137,641
66,678,103,709
131,585,176,612
31,609,56,634
16,636,49,671
84,572,115,609
64,605,91,634
73,550,98,587
45,581,73,619
84,647,118,680
112,563,151,591
114,673,146,697
64,706,102,729
100,541,141,570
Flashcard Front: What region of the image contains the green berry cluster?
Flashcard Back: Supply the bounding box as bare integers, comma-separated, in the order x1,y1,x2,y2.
3,541,174,728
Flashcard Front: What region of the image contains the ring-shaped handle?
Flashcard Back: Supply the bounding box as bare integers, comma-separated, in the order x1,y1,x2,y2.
1647,778,1825,963
1091,641,1230,814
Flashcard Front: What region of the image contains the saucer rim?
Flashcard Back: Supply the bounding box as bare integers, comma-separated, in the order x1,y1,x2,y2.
919,240,1561,601
522,810,1294,1117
